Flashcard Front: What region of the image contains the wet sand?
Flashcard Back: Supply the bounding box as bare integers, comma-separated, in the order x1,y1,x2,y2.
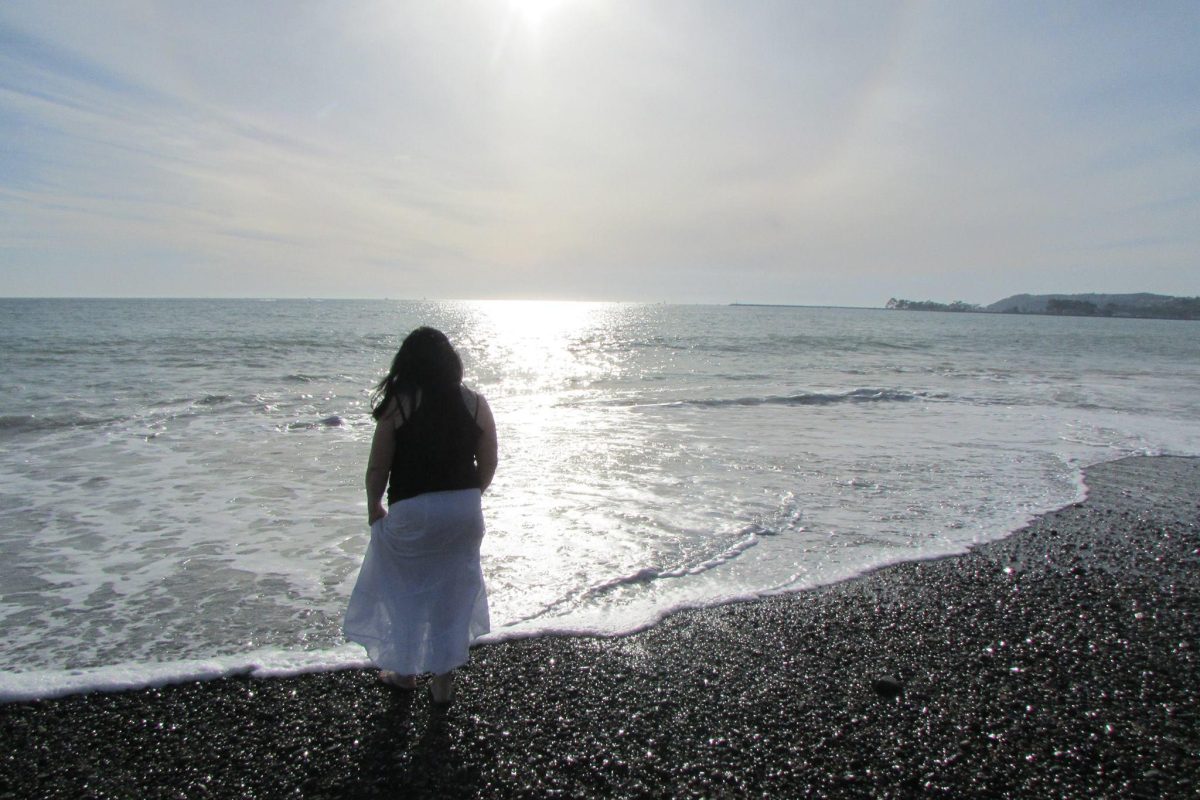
3,455,1198,798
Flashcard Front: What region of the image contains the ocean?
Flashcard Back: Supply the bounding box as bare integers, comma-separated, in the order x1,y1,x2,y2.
2,298,1198,701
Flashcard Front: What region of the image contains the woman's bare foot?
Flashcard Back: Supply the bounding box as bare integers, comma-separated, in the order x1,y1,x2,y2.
429,672,456,707
379,671,417,690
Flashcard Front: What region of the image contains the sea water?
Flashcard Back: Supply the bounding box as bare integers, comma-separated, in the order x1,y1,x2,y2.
2,299,1199,700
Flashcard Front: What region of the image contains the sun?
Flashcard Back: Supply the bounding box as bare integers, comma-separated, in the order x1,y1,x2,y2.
509,0,572,35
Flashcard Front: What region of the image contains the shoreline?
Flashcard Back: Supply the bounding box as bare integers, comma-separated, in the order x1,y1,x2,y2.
3,455,1198,797
0,452,1094,706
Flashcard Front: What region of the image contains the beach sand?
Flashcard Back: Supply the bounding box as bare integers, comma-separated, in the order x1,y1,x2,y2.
3,455,1198,798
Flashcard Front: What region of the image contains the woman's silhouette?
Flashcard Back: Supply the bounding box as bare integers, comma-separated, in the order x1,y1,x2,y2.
344,327,498,706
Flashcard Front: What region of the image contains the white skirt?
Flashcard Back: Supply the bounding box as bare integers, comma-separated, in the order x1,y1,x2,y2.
343,489,490,675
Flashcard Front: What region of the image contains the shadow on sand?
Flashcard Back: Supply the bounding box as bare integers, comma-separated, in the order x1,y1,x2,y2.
334,688,486,798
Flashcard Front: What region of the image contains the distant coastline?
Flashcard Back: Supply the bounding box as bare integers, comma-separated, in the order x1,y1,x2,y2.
885,292,1200,320
729,303,876,310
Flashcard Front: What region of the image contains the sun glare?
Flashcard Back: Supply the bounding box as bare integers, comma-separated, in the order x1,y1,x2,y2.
466,299,617,390
509,0,573,35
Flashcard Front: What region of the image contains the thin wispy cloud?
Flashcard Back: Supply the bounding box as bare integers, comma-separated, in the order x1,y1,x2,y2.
1,1,1197,302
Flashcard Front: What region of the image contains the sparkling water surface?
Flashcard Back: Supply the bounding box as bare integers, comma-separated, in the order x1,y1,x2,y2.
2,299,1199,696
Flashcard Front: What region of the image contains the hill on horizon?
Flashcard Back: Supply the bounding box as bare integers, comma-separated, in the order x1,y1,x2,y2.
985,293,1188,314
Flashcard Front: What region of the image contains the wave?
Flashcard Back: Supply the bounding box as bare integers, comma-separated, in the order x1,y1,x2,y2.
595,387,945,409
282,414,348,431
578,533,760,594
194,394,235,406
0,645,371,704
0,455,1127,705
0,413,121,435
495,528,764,630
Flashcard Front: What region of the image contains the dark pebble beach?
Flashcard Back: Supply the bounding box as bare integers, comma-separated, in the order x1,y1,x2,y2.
3,455,1198,799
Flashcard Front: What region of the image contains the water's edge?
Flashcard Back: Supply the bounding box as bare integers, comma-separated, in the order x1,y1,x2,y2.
3,452,1143,705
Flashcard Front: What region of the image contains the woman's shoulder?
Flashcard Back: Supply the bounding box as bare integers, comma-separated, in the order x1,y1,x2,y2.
459,384,483,415
377,390,420,426
375,395,401,422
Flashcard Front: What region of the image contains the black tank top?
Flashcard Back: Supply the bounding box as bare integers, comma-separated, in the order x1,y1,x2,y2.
387,386,483,505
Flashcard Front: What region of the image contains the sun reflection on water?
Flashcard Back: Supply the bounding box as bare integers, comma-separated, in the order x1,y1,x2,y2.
458,300,646,625
463,299,624,393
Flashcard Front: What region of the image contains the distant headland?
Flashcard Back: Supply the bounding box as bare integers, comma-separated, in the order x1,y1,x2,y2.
885,293,1199,320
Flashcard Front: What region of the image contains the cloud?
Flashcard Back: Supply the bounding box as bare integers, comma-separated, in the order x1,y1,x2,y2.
1,1,1197,303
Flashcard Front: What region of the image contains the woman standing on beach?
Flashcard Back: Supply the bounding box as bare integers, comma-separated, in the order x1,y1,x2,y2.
344,327,498,706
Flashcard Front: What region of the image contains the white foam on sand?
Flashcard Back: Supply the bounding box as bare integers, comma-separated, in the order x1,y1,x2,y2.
0,645,372,704
0,461,1105,705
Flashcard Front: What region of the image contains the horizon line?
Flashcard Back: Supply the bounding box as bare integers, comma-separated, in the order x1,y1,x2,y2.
0,295,886,309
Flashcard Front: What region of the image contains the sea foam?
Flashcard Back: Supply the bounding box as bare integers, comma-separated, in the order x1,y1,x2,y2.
0,646,372,704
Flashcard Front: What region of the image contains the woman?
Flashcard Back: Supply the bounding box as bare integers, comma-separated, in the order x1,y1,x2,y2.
344,327,498,706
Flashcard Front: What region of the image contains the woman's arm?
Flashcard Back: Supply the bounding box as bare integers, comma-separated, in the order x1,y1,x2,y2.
365,402,397,524
474,394,498,493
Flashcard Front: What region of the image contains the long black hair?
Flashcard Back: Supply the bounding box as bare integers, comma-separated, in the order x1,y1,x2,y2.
371,327,465,420
375,328,482,500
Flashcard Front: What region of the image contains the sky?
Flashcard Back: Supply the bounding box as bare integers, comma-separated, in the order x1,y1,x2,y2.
1,1,1198,306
